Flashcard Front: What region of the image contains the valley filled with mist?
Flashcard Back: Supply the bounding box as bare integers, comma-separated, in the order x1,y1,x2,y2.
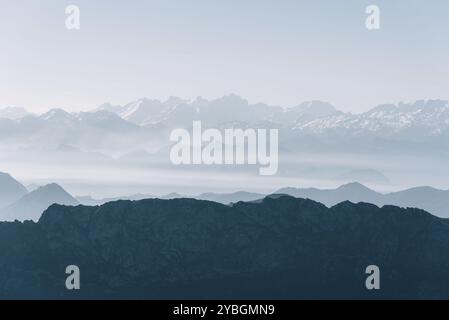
1,96,449,221
1,96,449,202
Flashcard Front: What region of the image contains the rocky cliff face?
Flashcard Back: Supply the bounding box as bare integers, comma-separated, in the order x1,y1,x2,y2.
1,196,449,299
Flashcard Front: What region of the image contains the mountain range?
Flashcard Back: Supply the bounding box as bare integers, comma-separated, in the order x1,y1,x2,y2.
94,97,449,137
1,96,449,220
200,183,449,218
0,107,30,120
74,182,449,218
1,196,449,299
2,169,449,222
2,96,449,192
0,173,79,222
0,183,79,222
0,172,28,208
3,97,449,151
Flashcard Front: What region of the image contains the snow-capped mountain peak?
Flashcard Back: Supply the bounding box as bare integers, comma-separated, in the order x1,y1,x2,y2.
40,109,77,122
0,107,31,120
294,99,449,135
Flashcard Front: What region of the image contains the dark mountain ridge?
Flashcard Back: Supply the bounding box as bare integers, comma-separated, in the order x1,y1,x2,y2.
1,196,449,299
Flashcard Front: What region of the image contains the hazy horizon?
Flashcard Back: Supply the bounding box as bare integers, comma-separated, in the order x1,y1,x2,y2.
2,1,449,213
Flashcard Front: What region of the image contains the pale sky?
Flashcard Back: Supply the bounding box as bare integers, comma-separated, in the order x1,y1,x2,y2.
0,0,448,113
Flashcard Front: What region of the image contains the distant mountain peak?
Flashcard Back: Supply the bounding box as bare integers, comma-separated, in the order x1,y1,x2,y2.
0,172,28,207
96,103,124,114
0,171,14,179
0,107,30,120
166,96,186,104
216,93,248,104
0,182,79,222
37,183,65,192
40,108,76,121
162,192,183,199
294,99,449,134
294,100,338,112
79,109,125,121
336,182,375,192
335,169,391,186
27,183,78,201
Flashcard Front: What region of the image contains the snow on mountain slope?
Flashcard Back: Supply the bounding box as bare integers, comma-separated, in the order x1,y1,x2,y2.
294,100,449,134
3,97,449,159
116,97,187,126
0,107,30,120
92,97,449,144
96,95,341,128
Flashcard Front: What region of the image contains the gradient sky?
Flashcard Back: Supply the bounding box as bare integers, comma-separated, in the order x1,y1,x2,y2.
0,0,448,113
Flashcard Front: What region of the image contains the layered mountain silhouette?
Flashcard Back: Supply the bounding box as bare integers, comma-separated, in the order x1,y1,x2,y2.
2,167,449,222
1,196,449,299
0,172,28,208
277,183,383,207
0,107,30,120
2,96,449,193
0,183,79,222
3,97,449,157
95,97,449,139
0,108,168,156
76,192,182,206
276,183,449,218
122,183,448,218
